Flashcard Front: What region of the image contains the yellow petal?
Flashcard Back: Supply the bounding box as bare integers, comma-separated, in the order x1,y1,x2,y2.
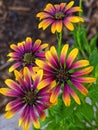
56,20,63,33
65,1,74,11
60,44,69,65
44,3,55,13
33,120,40,129
71,92,81,105
26,37,32,42
64,21,74,31
23,67,31,78
4,111,15,119
71,60,90,69
63,92,70,107
35,69,43,82
66,48,78,68
67,16,83,23
14,70,22,80
36,12,52,20
7,58,14,62
38,19,52,30
50,85,60,103
37,78,50,90
51,22,57,34
0,88,9,96
49,80,56,89
35,59,45,68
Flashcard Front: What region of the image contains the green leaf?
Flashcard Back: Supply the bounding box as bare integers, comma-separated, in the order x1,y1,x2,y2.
89,49,98,66
90,34,98,50
88,84,98,105
95,64,98,84
76,103,94,123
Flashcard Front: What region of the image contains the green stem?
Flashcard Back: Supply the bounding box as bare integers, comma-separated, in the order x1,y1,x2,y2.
75,0,87,59
79,0,82,17
76,31,87,59
57,31,62,57
78,0,91,56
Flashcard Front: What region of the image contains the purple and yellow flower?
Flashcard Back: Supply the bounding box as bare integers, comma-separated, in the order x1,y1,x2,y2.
35,44,96,106
7,37,48,73
0,67,51,130
37,1,84,33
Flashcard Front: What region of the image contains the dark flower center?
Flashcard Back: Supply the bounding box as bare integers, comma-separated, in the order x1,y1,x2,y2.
55,68,71,83
23,90,38,105
55,12,65,20
23,52,35,65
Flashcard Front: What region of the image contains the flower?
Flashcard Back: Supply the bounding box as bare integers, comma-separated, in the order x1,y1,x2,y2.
7,37,48,73
35,44,96,106
0,67,51,130
37,1,84,33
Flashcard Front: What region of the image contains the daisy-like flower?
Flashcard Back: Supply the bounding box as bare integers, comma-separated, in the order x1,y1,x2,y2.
0,67,51,130
35,44,96,106
37,1,84,33
7,37,48,73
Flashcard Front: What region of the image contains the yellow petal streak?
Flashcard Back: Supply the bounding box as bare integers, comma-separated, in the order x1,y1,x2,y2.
14,70,22,80
65,1,74,11
35,60,46,69
0,88,9,96
50,86,60,103
33,120,40,129
67,48,78,67
51,22,57,34
56,20,62,33
64,21,74,31
49,80,56,89
71,60,90,69
5,111,15,119
73,66,94,76
38,19,52,30
68,16,84,23
36,12,51,20
71,92,81,105
35,69,43,82
60,44,69,65
63,93,70,107
40,112,46,121
37,79,50,89
44,3,55,13
50,46,58,61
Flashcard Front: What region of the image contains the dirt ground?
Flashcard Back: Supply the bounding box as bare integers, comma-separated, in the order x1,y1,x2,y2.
0,0,98,114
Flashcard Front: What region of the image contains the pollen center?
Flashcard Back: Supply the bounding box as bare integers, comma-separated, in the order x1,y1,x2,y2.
55,68,70,83
23,52,35,65
23,90,37,105
55,12,65,20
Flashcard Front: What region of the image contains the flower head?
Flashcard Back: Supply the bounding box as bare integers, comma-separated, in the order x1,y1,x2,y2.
35,44,96,106
37,1,84,33
0,67,51,130
7,37,48,73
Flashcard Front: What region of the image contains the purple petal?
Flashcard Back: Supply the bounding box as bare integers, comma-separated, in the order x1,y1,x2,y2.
38,86,51,96
35,52,45,59
7,89,23,97
35,102,47,109
25,38,32,51
39,97,50,103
